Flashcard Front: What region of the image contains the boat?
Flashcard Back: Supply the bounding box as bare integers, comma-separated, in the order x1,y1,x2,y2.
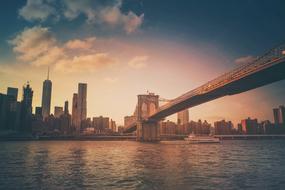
184,134,221,143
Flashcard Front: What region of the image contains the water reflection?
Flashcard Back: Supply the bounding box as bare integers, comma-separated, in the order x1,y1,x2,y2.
0,140,285,189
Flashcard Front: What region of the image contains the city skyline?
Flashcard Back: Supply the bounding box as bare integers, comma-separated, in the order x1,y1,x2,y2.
1,0,285,126
2,2,285,190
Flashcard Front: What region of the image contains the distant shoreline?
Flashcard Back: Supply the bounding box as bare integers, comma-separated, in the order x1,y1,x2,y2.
1,135,285,141
0,135,137,141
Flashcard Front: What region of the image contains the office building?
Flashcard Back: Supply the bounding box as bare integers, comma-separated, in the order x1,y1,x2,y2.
7,87,18,101
160,120,177,135
20,83,33,132
273,105,285,125
54,106,63,118
78,83,87,125
124,115,136,128
214,120,233,135
64,101,69,115
177,109,189,125
93,116,109,134
41,68,52,120
241,117,258,134
110,119,116,132
278,106,285,124
72,93,79,129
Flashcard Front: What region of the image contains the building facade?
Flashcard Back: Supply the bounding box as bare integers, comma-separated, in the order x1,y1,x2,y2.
177,109,189,125
41,71,52,120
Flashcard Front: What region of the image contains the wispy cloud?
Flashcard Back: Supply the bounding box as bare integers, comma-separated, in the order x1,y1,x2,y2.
65,37,96,50
128,55,149,69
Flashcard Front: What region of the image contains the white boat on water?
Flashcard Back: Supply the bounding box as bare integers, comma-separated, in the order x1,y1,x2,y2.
184,134,221,143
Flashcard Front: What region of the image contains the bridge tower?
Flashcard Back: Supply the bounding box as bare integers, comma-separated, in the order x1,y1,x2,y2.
136,93,160,142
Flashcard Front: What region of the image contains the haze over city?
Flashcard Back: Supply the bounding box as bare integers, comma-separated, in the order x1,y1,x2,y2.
1,0,285,126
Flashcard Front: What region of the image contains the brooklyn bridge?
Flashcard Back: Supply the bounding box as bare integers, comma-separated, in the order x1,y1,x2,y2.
124,43,285,141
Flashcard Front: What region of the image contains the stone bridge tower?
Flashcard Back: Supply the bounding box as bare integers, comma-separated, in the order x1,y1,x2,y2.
136,93,160,142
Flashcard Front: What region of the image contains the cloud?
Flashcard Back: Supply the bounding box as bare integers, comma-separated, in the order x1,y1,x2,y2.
9,26,57,62
99,2,144,34
19,0,57,22
128,55,148,69
62,0,96,22
122,12,144,34
234,55,256,65
55,53,116,73
65,37,96,49
19,0,143,33
9,26,116,73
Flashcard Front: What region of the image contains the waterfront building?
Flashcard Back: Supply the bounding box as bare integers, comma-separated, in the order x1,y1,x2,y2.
3,88,20,131
273,108,280,125
124,115,136,128
110,119,117,132
160,120,176,135
92,116,109,134
20,83,33,132
54,106,63,118
59,114,72,135
260,120,275,134
241,117,258,134
237,123,243,134
189,120,211,135
273,105,285,126
117,126,125,134
41,69,52,120
0,94,8,130
214,120,233,135
177,109,189,125
72,93,79,129
278,106,285,125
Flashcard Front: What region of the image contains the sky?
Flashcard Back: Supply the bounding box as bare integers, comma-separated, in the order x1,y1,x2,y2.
0,0,285,126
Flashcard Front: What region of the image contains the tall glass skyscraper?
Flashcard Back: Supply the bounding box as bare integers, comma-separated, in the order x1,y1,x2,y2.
71,83,87,134
78,83,87,129
41,68,52,120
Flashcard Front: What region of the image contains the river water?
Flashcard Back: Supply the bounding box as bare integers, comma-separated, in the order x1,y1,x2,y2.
0,140,285,190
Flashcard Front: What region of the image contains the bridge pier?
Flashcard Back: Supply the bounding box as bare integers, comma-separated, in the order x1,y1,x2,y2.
137,120,160,142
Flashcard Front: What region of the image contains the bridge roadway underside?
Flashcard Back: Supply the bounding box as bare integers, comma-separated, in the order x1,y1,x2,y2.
126,60,285,133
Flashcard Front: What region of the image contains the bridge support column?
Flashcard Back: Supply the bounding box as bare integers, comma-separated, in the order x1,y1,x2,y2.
137,120,160,142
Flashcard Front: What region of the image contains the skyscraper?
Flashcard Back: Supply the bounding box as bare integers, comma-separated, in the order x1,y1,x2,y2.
273,106,285,125
177,109,189,125
22,83,33,114
41,68,52,120
54,106,63,118
278,106,285,124
20,82,33,132
273,108,280,124
72,93,79,128
64,101,69,115
7,87,18,101
78,83,87,126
